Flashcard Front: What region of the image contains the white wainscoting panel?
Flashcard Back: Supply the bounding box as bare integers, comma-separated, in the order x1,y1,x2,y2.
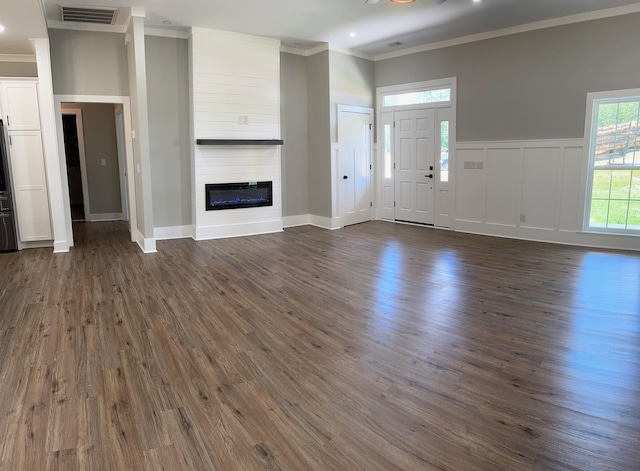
454,139,638,250
558,146,585,233
521,147,561,231
455,147,486,223
485,147,521,227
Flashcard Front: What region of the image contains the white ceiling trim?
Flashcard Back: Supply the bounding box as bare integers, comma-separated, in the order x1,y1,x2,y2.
47,19,128,34
144,27,189,39
280,43,373,61
375,3,640,61
0,54,36,62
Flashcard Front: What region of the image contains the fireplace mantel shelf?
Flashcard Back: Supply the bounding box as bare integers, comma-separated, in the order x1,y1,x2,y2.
196,139,284,146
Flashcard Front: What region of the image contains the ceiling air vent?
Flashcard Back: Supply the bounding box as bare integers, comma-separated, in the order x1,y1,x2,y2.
60,5,118,25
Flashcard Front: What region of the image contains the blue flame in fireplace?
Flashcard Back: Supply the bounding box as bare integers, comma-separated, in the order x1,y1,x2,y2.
212,196,268,205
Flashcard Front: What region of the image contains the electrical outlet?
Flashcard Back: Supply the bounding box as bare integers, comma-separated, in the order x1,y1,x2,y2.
520,214,526,223
101,158,107,167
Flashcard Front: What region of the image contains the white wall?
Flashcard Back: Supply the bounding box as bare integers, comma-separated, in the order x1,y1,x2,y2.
190,27,282,240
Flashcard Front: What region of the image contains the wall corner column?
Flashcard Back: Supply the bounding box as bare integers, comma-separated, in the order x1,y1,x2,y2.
31,37,70,253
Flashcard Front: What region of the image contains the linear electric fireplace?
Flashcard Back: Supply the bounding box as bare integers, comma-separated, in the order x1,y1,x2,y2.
205,181,273,211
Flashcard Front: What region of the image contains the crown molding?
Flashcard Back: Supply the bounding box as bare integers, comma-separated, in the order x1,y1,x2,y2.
374,3,640,61
0,54,37,63
144,27,190,39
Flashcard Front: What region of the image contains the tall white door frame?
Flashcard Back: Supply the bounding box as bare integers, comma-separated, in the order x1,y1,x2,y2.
54,95,137,247
376,78,457,228
337,105,374,227
114,105,130,223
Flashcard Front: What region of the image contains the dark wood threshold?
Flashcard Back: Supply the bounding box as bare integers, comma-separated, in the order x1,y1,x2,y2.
196,139,284,146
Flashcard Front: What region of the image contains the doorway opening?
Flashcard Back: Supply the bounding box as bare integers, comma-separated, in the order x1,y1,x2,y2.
54,95,137,248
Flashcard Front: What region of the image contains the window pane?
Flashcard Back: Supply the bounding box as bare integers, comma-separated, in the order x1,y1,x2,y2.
383,88,450,107
607,200,629,228
592,170,612,199
595,102,640,166
631,170,640,200
440,121,449,183
610,170,632,199
384,124,392,179
590,199,609,228
628,200,640,229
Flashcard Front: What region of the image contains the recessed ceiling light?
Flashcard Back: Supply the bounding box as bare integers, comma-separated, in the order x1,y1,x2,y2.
349,32,356,38
0,24,5,33
390,0,415,3
163,20,172,25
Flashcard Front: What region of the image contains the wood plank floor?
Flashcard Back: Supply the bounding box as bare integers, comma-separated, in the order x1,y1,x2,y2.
0,221,639,470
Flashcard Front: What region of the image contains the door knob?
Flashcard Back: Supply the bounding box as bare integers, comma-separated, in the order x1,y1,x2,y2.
425,174,434,179
343,175,349,179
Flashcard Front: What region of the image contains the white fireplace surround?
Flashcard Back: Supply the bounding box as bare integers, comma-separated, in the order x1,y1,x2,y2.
189,28,283,241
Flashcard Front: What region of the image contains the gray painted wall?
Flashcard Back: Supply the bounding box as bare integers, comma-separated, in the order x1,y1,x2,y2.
307,51,332,218
49,29,129,96
145,35,192,229
329,51,375,143
0,62,38,77
375,13,640,141
280,52,309,218
62,103,122,215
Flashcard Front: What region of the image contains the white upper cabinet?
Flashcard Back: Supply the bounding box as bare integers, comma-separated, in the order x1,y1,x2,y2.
0,81,41,131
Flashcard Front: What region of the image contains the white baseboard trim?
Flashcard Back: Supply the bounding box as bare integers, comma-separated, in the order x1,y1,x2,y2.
20,240,54,250
154,225,194,240
309,214,341,230
53,240,70,253
88,212,123,222
194,219,284,241
283,214,311,228
134,229,157,253
454,219,640,252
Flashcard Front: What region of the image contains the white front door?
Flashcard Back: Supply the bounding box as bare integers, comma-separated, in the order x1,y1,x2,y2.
338,106,373,227
394,108,436,225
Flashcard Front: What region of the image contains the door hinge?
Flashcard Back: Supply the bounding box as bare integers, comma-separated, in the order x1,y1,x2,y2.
370,202,373,207
394,201,396,207
369,164,372,170
393,121,395,128
369,123,373,130
8,135,11,146
6,116,9,126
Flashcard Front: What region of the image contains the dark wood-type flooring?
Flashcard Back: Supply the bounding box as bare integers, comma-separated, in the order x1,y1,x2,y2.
0,221,639,470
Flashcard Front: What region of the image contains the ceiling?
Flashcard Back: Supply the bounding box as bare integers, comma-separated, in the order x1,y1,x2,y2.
3,0,640,59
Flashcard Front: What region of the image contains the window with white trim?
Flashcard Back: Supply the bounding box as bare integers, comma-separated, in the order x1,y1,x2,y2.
585,96,640,233
382,88,451,108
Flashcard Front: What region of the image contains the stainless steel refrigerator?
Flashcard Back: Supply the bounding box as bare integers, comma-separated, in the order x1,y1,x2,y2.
0,119,17,252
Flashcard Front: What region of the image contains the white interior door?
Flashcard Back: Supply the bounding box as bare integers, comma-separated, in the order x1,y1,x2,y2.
394,108,436,224
338,106,373,227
